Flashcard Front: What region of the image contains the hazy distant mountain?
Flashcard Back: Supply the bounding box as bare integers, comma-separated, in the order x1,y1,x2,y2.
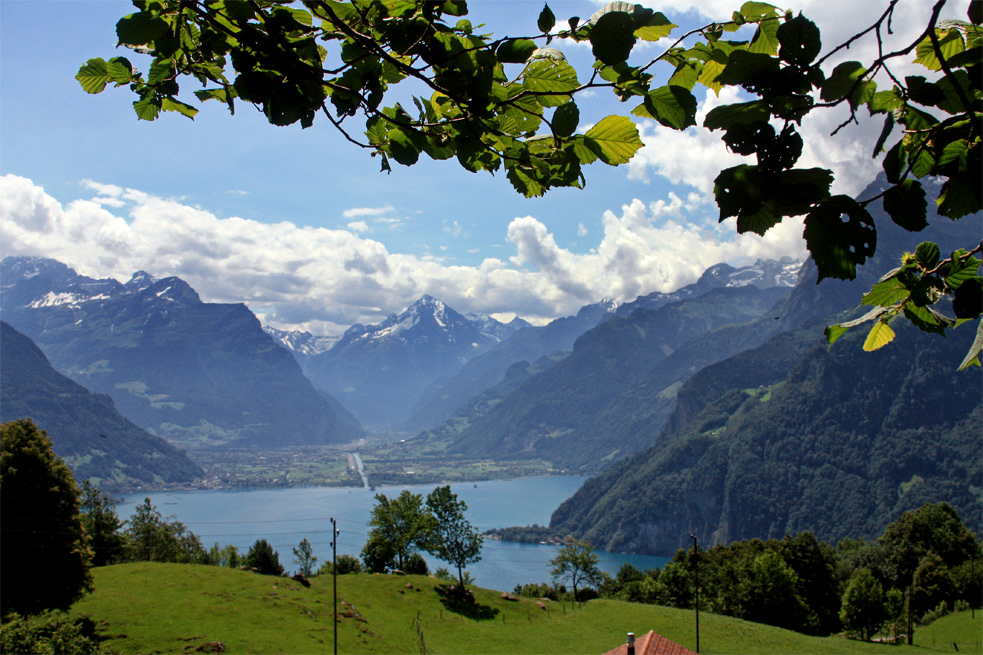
438,284,791,470
263,326,340,364
0,321,203,489
402,259,800,436
303,295,528,429
0,257,364,448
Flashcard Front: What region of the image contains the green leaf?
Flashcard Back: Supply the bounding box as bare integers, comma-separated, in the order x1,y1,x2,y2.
957,319,983,370
388,126,420,166
953,277,983,322
803,195,877,281
871,113,895,158
76,58,110,94
634,12,675,42
583,115,643,165
106,57,134,84
914,29,965,71
938,175,982,218
590,11,636,66
507,165,546,197
569,136,600,165
748,18,780,56
882,141,907,184
868,89,903,114
903,304,951,335
863,319,896,351
133,96,161,121
862,277,909,307
522,60,579,108
915,241,941,269
633,86,697,130
538,4,556,34
820,61,866,102
668,61,700,90
552,102,580,137
937,139,971,173
116,11,170,46
703,101,770,130
777,15,821,66
497,39,537,64
825,306,891,345
715,50,779,87
161,97,198,119
883,179,928,231
740,2,779,21
944,251,982,289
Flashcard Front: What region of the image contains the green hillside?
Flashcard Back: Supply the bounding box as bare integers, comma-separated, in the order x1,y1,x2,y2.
70,563,940,654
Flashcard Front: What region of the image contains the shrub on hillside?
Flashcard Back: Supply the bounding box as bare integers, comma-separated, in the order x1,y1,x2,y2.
317,554,363,575
0,612,99,655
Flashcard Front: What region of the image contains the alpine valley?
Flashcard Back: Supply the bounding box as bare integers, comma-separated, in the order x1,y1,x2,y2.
0,176,979,560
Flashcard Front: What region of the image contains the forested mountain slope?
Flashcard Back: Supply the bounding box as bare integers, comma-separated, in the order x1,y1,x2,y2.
550,322,982,554
0,321,203,488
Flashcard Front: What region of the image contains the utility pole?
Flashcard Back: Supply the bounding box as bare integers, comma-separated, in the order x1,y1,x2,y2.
331,517,338,655
690,534,700,654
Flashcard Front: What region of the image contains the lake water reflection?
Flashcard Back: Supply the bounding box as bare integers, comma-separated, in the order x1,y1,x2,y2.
119,476,669,592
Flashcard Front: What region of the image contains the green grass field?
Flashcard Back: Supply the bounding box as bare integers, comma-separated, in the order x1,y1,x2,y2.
69,563,966,655
912,610,983,653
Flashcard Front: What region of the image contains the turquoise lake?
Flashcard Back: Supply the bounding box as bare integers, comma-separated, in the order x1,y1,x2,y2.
120,476,669,592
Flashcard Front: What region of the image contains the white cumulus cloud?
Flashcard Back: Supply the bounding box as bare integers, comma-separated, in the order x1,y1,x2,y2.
0,174,805,335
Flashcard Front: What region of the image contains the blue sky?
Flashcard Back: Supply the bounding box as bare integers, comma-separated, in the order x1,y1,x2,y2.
0,0,951,334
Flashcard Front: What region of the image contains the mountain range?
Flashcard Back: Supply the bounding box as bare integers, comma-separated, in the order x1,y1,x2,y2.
295,295,531,429
0,257,363,449
399,258,799,435
544,175,983,552
1,321,203,489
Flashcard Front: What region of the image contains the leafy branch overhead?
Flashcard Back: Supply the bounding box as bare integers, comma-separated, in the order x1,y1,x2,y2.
79,0,982,366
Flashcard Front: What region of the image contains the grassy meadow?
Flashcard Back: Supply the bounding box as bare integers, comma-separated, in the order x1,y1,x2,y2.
68,563,974,654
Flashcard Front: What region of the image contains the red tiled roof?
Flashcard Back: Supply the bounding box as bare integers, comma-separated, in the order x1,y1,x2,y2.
602,631,697,655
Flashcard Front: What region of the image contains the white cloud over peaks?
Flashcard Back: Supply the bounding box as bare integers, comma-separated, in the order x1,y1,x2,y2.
0,175,806,335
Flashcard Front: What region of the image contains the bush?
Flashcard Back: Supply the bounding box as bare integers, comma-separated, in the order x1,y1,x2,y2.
0,612,99,655
403,553,429,576
317,554,363,576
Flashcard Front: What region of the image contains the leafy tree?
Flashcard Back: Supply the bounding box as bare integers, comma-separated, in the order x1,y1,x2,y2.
221,544,241,568
912,551,956,618
0,419,92,616
365,490,433,569
549,539,603,603
292,537,318,577
424,485,483,588
123,498,205,563
79,481,124,567
244,538,285,576
840,567,888,641
78,0,983,367
879,502,982,591
740,550,812,632
361,533,398,573
319,553,363,575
